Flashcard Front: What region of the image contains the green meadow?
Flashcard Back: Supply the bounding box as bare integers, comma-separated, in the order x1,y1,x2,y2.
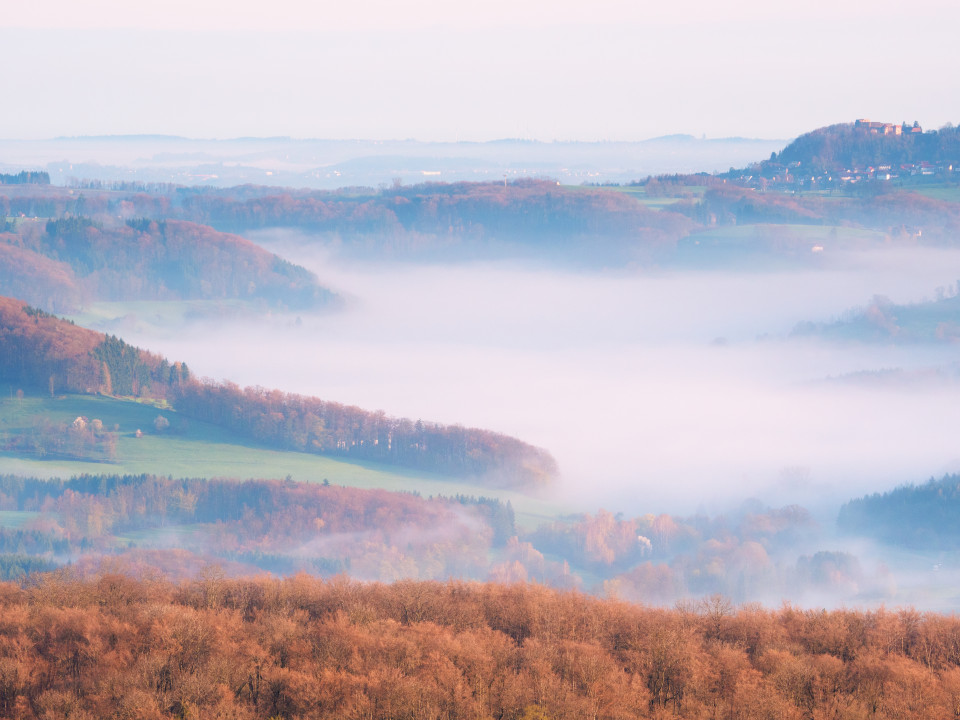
911,185,960,202
563,184,707,210
0,393,564,529
612,184,708,209
67,299,258,334
689,223,889,243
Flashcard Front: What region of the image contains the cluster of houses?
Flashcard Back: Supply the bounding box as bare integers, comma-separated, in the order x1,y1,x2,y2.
837,161,953,184
732,119,956,191
757,159,956,189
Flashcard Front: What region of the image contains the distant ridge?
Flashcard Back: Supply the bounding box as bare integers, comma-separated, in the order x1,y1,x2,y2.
53,134,193,142
44,133,779,146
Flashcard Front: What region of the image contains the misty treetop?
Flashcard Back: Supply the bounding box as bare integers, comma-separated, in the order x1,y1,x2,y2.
0,473,510,581
0,470,899,606
838,473,960,549
792,288,960,344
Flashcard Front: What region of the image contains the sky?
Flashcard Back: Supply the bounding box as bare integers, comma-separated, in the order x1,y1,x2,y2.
2,0,959,141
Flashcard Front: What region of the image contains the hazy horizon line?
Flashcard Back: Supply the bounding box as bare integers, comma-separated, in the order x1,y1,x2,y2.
0,133,789,146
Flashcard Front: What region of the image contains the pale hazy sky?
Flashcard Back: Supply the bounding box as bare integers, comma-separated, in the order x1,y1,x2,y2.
2,0,958,141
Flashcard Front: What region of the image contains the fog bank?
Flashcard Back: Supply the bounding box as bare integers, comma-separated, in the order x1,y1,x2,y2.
101,238,960,515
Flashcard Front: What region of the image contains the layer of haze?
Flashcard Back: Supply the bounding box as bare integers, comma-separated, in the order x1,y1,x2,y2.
106,237,960,517
2,0,958,140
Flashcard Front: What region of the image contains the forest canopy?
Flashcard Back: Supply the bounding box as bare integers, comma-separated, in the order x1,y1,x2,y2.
0,572,956,720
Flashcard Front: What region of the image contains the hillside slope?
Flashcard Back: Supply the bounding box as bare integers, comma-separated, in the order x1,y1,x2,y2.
0,296,556,486
0,217,336,312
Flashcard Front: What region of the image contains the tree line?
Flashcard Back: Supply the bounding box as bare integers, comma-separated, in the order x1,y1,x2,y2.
0,463,885,606
174,380,557,486
0,473,511,581
0,179,697,268
838,474,960,549
0,170,49,185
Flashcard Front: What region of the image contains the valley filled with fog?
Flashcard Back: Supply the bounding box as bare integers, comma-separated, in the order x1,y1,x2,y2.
94,233,960,518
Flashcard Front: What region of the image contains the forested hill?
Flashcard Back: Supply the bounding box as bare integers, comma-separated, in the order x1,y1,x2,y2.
0,216,336,313
177,179,693,246
1,179,695,265
0,297,557,486
838,474,960,549
752,121,960,176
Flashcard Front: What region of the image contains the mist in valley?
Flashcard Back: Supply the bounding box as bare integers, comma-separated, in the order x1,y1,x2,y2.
95,232,960,524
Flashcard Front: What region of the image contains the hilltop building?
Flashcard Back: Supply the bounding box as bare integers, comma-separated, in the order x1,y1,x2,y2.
855,119,923,135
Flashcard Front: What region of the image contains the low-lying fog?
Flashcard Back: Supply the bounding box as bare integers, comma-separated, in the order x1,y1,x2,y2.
109,235,960,517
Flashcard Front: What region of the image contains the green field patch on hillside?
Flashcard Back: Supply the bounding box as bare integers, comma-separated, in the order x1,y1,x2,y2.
625,196,684,211
691,223,887,243
611,185,707,201
0,393,565,525
676,223,890,269
912,185,960,202
564,184,705,210
67,299,258,334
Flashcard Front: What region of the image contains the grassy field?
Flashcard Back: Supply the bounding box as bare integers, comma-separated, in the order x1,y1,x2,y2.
66,299,258,334
0,393,565,529
911,185,960,202
671,223,893,271
684,223,890,250
691,223,887,241
612,185,707,202
561,184,704,211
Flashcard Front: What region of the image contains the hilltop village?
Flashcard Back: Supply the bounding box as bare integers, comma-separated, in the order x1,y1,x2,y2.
731,119,959,191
